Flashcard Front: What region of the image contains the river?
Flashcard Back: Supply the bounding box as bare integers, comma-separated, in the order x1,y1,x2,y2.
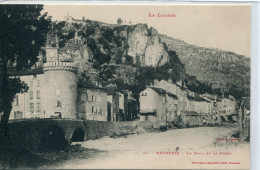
42,126,250,169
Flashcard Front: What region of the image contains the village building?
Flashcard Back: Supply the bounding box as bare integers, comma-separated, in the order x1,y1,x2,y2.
9,45,79,119
9,68,45,119
139,87,167,124
186,90,195,112
107,88,138,122
194,94,209,114
8,36,110,121
77,80,108,121
216,95,236,121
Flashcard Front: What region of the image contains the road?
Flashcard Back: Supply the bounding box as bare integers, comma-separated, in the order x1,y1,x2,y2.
43,126,250,169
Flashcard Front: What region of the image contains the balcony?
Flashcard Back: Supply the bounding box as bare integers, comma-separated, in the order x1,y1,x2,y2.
140,109,156,113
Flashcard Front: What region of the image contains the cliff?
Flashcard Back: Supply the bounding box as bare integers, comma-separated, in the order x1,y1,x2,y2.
49,18,249,98
53,20,170,68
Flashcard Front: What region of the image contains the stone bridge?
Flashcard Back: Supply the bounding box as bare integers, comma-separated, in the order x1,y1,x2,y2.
7,118,116,152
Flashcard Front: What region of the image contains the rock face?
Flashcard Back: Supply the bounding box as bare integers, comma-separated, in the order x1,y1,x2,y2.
127,24,149,65
53,21,170,68
127,25,169,66
50,18,249,98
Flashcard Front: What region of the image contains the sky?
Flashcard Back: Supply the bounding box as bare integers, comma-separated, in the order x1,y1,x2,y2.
43,5,251,57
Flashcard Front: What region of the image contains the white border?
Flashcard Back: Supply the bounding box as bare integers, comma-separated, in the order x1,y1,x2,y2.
0,1,259,170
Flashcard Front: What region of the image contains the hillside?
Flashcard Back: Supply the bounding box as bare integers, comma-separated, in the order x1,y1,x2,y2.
48,16,250,99
50,18,186,94
160,35,250,97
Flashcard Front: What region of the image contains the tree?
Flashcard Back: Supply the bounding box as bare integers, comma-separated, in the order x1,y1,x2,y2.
0,5,51,136
117,18,123,25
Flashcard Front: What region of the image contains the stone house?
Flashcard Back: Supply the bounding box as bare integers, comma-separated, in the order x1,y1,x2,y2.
9,47,79,120
107,88,137,122
186,90,195,112
217,95,236,116
9,68,45,119
77,80,108,121
8,44,109,121
194,94,209,114
139,87,167,124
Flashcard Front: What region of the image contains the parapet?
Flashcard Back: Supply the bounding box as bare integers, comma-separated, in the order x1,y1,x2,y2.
43,62,78,73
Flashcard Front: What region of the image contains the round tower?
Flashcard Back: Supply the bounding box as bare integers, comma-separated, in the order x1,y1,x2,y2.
42,46,78,119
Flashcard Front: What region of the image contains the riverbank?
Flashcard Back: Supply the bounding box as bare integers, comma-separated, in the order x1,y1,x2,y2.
40,125,249,169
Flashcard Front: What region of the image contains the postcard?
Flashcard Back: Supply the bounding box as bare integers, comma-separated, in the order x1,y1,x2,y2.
0,4,251,169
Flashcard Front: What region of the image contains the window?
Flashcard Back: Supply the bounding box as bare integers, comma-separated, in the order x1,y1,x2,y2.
30,91,33,99
81,94,86,101
37,91,40,99
92,106,94,113
92,95,94,102
97,95,101,103
14,111,23,119
57,101,62,108
81,104,86,113
30,81,33,87
36,103,41,112
37,80,40,87
30,103,34,113
14,95,19,106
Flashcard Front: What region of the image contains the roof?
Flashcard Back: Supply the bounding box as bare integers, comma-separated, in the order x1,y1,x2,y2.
106,86,116,95
194,94,209,102
7,67,44,76
167,92,178,99
149,87,178,99
78,79,107,91
187,95,195,100
150,87,167,94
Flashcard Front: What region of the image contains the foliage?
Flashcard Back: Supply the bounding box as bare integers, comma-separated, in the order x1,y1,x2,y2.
117,18,123,24
0,4,51,130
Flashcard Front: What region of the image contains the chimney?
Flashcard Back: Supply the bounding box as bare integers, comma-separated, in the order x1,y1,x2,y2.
154,79,159,87
183,81,187,88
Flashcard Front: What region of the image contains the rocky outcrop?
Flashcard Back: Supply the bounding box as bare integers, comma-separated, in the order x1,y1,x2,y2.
54,21,171,67
127,25,169,66
144,28,169,66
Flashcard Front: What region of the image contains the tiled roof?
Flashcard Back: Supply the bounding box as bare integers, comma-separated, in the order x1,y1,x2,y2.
78,79,107,91
194,94,209,102
167,92,178,99
187,95,195,100
150,87,167,94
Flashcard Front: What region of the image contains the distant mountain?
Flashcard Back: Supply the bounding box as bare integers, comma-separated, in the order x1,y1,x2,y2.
160,35,250,97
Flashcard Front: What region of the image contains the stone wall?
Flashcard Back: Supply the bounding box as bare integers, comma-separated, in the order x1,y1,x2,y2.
7,119,140,152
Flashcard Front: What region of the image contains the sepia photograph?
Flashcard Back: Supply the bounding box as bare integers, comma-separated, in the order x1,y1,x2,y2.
0,4,251,169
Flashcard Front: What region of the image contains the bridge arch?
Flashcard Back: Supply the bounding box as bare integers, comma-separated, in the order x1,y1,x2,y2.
71,128,85,142
39,125,68,152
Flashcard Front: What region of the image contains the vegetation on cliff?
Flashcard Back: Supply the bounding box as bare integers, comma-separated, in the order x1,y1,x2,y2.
51,18,249,99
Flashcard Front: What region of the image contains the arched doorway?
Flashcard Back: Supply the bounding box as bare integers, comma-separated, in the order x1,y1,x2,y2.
40,125,68,152
71,128,85,142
